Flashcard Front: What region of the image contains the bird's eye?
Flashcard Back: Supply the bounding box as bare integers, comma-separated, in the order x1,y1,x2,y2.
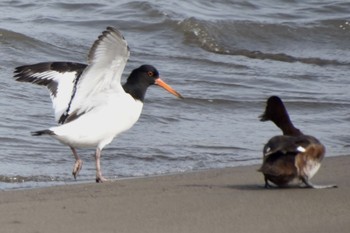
147,71,154,77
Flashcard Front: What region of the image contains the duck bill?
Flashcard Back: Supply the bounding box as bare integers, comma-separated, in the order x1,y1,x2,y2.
155,78,184,99
259,112,269,122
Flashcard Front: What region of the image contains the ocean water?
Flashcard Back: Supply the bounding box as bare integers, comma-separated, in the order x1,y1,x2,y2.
0,0,349,190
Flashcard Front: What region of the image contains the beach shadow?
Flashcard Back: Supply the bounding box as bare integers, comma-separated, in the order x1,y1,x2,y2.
224,184,310,190
223,184,268,190
182,184,266,191
182,183,310,191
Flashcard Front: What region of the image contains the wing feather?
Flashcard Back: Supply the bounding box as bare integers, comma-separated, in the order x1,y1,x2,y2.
13,27,129,124
14,62,87,123
68,27,130,116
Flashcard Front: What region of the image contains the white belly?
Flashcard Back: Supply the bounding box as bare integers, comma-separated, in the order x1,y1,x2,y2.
50,93,143,149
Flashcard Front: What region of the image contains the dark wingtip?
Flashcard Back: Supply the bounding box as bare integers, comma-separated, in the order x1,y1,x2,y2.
13,65,30,81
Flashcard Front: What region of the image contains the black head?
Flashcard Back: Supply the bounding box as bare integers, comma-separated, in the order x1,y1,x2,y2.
123,64,183,101
260,96,303,136
127,65,159,85
122,65,160,101
260,96,287,122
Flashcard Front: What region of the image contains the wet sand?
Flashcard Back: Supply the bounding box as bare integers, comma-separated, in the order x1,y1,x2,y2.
0,155,349,233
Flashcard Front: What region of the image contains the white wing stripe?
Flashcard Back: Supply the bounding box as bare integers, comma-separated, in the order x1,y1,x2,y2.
14,63,85,122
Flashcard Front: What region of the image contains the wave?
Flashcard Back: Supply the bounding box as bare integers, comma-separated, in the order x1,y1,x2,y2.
0,28,53,49
0,27,83,64
177,17,349,66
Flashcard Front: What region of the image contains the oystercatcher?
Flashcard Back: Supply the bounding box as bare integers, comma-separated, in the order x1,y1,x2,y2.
14,27,183,183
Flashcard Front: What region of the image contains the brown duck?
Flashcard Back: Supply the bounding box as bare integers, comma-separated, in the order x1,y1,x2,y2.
258,96,337,189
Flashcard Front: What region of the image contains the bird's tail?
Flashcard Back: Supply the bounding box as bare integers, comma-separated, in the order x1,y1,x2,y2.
31,129,55,136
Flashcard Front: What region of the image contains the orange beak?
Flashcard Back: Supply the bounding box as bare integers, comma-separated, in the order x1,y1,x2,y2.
155,78,184,99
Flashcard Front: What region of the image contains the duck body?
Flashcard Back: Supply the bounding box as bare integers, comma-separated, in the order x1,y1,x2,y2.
260,134,324,188
259,96,336,189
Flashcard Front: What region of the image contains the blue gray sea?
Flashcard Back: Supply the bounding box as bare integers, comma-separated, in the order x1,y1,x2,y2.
0,0,349,190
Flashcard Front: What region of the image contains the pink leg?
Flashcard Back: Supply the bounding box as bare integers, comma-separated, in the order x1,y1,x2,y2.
70,147,83,180
95,148,108,183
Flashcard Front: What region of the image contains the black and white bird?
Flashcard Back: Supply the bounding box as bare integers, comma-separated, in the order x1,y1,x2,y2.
258,96,337,189
14,26,183,183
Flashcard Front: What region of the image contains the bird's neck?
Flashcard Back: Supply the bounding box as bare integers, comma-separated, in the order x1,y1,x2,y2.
274,117,303,136
122,82,146,102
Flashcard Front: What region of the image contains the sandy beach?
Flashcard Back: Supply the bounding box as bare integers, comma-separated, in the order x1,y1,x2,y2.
0,155,349,233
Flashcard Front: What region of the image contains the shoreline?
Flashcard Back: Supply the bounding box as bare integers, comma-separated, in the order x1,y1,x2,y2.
0,155,349,233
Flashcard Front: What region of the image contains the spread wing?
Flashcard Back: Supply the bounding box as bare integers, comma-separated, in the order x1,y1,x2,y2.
13,26,130,124
14,62,87,123
67,27,130,119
